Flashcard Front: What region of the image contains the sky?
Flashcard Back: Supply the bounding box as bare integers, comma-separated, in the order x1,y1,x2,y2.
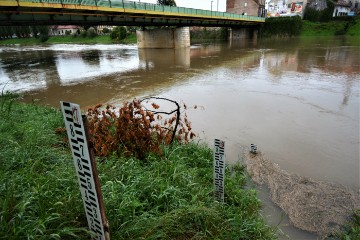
136,0,227,12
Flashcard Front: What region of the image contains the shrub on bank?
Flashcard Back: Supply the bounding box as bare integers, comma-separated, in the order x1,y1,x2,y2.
301,18,360,36
303,0,335,22
261,16,303,38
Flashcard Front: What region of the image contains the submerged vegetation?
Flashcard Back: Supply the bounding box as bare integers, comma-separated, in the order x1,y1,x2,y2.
0,93,277,239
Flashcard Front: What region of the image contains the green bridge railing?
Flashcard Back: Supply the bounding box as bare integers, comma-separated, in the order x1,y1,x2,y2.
12,0,265,22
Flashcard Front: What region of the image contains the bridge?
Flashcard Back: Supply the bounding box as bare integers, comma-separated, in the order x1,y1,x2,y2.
0,0,264,27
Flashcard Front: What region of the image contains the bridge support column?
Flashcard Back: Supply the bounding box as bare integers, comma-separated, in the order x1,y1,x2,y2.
229,27,258,40
136,27,190,49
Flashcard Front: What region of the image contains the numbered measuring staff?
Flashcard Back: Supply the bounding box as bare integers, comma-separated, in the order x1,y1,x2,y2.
214,139,225,203
60,101,106,240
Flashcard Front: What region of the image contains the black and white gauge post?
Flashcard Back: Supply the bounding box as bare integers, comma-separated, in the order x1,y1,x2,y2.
60,101,109,240
214,139,225,203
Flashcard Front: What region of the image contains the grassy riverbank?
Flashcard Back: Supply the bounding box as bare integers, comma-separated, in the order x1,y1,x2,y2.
0,94,276,239
1,19,359,46
0,33,137,45
301,18,360,37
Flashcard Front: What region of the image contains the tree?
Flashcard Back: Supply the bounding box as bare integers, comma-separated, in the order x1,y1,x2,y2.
110,26,127,40
102,27,110,34
0,26,14,39
157,0,176,6
86,27,97,38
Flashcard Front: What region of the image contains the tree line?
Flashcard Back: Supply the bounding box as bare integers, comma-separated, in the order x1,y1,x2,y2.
0,26,49,42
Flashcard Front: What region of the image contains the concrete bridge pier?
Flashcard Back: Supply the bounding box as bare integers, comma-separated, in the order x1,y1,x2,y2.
136,27,190,49
229,27,258,41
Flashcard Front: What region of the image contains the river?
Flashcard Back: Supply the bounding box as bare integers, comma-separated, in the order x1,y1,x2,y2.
0,37,359,239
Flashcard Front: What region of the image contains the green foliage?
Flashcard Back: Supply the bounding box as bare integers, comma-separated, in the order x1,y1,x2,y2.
303,7,321,22
0,26,15,39
28,26,50,42
12,26,31,38
157,0,176,6
0,34,138,45
0,101,276,239
347,18,360,36
39,34,49,43
86,27,97,38
0,91,18,117
102,27,110,34
126,26,139,33
301,18,359,36
0,100,91,239
110,26,127,40
190,27,229,43
96,143,276,239
320,0,335,22
303,0,335,22
80,30,87,38
261,16,302,38
330,210,360,239
118,26,127,40
220,27,229,40
31,26,49,39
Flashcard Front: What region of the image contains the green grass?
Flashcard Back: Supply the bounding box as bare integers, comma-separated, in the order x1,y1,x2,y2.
0,37,41,45
0,94,276,239
301,18,360,37
0,34,137,45
347,19,360,37
301,20,347,36
329,210,360,240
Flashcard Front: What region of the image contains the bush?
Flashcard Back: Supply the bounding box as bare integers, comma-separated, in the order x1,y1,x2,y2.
261,16,302,37
303,0,335,22
39,34,48,42
86,98,195,159
102,27,110,34
86,27,97,38
110,26,127,40
303,7,321,22
80,30,87,38
118,26,127,40
190,27,228,42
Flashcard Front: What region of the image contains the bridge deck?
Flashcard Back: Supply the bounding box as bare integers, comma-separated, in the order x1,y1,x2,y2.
0,0,265,27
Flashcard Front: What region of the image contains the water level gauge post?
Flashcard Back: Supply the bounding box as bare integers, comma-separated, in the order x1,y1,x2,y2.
60,101,110,240
214,139,225,203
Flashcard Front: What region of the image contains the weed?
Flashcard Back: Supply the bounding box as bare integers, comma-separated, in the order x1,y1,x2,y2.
0,85,18,116
87,98,195,159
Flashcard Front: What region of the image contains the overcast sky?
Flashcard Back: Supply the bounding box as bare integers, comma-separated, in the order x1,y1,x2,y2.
136,0,227,12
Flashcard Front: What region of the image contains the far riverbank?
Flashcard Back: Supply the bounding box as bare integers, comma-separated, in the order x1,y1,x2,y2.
0,18,359,45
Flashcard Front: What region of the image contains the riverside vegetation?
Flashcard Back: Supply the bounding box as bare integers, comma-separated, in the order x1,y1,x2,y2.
0,93,277,239
1,16,359,46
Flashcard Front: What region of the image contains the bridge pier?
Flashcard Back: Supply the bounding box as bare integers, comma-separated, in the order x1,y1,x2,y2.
136,27,190,49
229,27,258,41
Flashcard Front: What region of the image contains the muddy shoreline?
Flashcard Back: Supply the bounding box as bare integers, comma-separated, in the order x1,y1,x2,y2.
244,152,358,238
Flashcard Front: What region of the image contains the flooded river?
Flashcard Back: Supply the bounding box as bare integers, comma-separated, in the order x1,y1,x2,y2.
1,37,359,238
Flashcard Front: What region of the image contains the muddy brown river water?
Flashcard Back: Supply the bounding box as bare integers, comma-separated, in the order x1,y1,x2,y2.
1,37,359,239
